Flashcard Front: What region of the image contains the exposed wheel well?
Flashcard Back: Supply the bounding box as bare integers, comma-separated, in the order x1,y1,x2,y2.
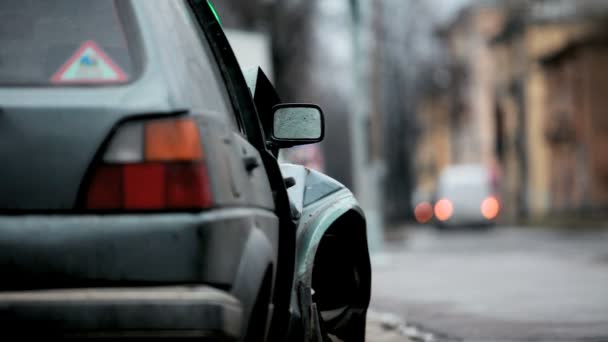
311,210,371,339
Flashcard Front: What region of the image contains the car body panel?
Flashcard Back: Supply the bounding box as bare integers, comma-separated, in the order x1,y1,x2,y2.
0,286,242,340
0,208,277,289
280,164,370,334
295,189,364,281
0,207,277,339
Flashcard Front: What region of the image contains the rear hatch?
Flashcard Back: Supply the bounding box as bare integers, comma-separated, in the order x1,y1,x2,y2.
0,0,144,211
0,103,148,210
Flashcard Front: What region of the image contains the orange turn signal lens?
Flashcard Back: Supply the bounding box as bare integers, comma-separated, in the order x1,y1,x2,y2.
434,199,453,222
481,196,500,220
145,118,203,161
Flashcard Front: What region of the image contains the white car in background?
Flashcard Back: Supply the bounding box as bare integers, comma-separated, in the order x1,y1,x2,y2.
434,164,501,228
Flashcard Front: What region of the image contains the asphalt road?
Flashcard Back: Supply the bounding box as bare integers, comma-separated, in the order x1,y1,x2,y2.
367,225,608,342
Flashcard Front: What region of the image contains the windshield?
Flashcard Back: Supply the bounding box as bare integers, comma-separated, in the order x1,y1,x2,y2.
0,0,139,86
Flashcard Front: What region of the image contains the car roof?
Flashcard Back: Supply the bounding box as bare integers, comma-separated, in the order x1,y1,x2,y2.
441,163,487,175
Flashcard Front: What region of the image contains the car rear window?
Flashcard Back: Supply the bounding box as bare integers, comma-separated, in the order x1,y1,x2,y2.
0,0,140,86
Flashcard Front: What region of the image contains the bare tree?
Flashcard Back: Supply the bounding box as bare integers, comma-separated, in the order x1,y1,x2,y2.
379,0,443,222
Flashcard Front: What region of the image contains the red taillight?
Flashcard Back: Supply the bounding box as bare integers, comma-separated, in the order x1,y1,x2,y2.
85,117,212,211
86,166,122,209
123,163,166,209
414,201,434,223
166,163,211,209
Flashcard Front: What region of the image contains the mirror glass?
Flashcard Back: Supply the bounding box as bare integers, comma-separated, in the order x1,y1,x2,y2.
273,106,322,140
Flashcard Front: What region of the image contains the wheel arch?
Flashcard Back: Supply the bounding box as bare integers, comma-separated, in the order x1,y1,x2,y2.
311,209,372,307
296,197,370,285
297,207,372,341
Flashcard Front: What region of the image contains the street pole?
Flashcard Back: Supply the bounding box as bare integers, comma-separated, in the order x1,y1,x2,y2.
350,0,384,255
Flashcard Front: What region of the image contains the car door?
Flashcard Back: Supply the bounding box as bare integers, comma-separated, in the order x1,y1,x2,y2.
186,1,298,340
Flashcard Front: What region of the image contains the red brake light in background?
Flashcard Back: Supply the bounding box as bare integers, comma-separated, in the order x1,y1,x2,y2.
481,196,500,220
434,199,453,222
85,117,212,211
414,201,434,223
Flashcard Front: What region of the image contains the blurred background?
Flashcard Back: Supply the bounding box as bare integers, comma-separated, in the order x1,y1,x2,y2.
216,0,608,243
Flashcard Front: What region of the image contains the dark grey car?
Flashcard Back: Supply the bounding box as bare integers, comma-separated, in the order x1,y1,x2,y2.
0,0,309,340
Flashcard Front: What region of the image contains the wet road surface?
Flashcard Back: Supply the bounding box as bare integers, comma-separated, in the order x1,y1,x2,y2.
367,226,608,342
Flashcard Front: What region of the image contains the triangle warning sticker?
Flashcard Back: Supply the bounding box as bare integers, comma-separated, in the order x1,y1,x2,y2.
51,40,127,84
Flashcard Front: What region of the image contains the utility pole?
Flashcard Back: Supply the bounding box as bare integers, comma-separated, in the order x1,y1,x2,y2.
350,0,384,255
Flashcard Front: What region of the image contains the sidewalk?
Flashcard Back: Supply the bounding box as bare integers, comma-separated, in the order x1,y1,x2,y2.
365,309,445,342
519,215,608,230
365,311,411,342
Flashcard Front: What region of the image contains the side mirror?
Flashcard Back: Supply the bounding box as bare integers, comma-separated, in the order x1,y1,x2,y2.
271,103,324,148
